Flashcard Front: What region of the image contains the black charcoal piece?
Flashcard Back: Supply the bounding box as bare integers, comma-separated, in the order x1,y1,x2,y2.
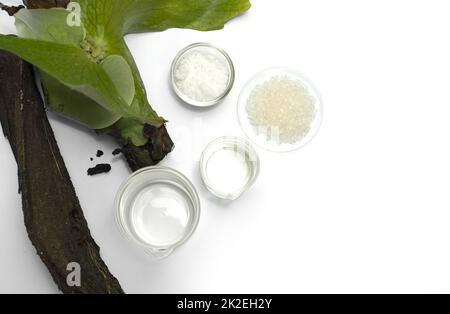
87,164,112,176
112,148,122,156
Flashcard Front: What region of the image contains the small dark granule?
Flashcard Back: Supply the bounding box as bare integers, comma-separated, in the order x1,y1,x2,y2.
87,164,111,176
90,157,94,161
112,148,122,156
96,150,104,157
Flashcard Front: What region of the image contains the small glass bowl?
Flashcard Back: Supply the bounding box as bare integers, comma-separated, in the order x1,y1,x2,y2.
115,166,201,259
237,67,323,152
200,137,260,200
170,43,235,107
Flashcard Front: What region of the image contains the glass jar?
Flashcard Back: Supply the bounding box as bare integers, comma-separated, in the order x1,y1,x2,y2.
115,166,201,259
200,137,260,200
170,42,235,107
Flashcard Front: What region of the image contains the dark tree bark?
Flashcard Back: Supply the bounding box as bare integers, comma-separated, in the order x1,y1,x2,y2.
23,0,69,9
0,3,24,15
0,51,124,294
107,123,174,172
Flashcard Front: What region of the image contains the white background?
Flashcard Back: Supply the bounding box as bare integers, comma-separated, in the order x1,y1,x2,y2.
1,0,450,294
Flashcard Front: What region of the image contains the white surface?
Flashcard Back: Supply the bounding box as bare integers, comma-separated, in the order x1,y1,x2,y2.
1,0,450,294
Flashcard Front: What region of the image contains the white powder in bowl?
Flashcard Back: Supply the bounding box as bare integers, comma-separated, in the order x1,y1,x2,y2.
246,76,317,145
173,46,231,103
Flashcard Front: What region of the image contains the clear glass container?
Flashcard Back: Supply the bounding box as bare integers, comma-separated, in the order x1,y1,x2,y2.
170,42,235,107
200,137,260,200
115,166,201,259
237,67,323,152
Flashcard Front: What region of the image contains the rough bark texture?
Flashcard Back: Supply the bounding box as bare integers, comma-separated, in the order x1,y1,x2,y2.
0,51,124,294
0,3,24,16
23,0,69,9
126,124,174,172
107,123,174,172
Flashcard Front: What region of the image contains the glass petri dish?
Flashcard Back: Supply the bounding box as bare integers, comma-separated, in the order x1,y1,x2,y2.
115,166,201,258
200,137,260,200
171,43,235,107
237,67,323,152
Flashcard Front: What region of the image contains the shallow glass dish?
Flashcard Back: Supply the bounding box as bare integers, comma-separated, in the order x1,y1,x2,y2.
115,166,201,259
237,67,323,152
200,137,260,200
170,42,235,107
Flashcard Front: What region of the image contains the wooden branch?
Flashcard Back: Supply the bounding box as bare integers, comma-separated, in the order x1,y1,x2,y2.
0,3,24,16
23,0,69,9
0,51,124,294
